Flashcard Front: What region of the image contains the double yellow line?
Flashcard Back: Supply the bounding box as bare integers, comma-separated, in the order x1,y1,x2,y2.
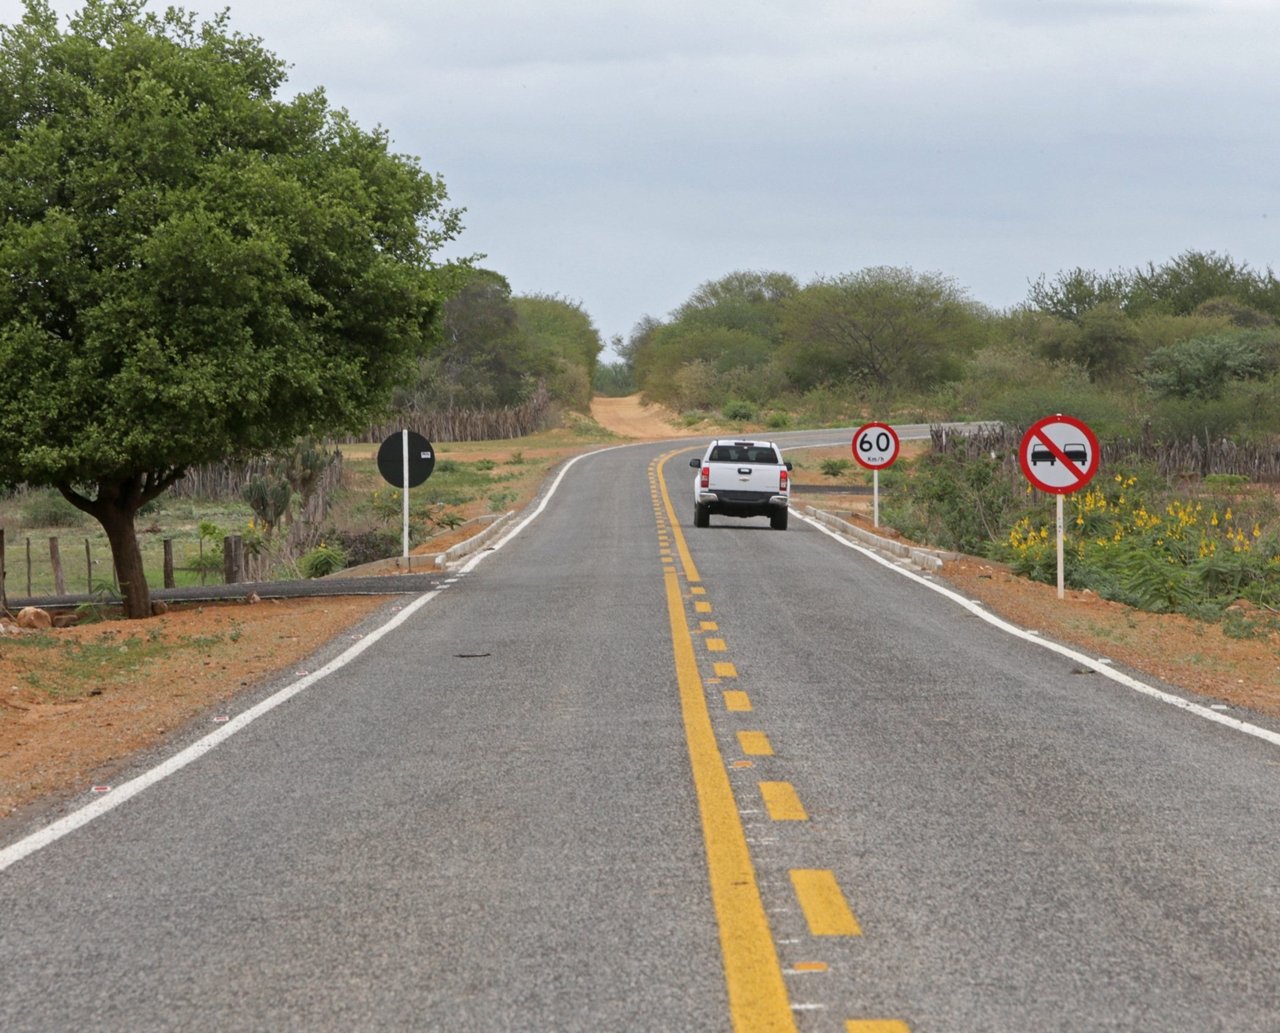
653,449,909,1033
655,449,796,1031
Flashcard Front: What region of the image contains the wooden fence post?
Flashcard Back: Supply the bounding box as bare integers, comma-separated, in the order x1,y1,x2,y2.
49,536,65,596
163,539,175,589
223,535,244,585
85,538,92,595
25,537,31,597
1,527,6,610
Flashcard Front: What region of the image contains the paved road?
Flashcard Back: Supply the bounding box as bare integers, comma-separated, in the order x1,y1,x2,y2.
2,432,1279,1032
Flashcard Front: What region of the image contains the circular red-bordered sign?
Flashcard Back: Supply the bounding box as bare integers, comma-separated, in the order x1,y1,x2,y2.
852,422,900,470
1019,414,1099,494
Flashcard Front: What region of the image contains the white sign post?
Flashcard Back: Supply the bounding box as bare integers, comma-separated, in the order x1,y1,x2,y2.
1019,414,1100,599
852,422,901,527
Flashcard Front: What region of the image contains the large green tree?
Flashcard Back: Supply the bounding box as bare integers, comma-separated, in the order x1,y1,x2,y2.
513,293,602,410
0,1,463,617
778,267,988,392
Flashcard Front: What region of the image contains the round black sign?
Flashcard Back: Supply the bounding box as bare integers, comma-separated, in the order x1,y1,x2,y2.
377,431,435,488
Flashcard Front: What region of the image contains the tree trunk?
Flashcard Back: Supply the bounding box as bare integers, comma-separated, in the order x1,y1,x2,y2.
97,502,151,619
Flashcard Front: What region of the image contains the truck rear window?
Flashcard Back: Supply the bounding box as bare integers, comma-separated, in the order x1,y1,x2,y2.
709,445,779,464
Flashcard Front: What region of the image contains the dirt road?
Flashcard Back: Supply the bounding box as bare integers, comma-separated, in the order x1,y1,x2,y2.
589,395,690,439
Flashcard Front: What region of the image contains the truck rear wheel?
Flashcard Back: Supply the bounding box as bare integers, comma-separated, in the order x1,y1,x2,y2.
694,503,710,528
770,509,788,531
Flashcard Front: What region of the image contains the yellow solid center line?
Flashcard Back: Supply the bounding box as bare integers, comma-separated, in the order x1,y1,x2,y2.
737,730,774,756
759,781,808,821
790,869,862,937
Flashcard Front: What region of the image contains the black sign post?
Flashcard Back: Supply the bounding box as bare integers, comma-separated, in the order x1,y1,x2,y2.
377,431,435,561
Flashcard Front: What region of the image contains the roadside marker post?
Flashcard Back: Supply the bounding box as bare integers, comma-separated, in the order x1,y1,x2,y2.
1019,414,1100,599
852,422,900,527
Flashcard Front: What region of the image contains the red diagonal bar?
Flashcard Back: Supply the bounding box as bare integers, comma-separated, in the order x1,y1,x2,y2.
1032,427,1089,490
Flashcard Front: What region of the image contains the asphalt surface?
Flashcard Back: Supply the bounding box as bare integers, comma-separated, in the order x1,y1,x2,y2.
2,430,1279,1032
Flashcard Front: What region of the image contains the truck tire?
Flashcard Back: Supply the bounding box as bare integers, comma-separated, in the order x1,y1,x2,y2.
694,503,710,528
770,509,788,531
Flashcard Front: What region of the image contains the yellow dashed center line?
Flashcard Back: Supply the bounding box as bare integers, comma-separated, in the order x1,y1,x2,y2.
759,781,808,821
737,730,774,756
790,869,862,937
723,690,752,712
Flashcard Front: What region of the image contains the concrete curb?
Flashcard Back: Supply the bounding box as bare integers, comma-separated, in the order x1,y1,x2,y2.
436,511,515,568
803,506,959,573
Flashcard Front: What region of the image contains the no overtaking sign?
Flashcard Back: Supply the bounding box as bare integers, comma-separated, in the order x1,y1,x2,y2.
1019,414,1099,495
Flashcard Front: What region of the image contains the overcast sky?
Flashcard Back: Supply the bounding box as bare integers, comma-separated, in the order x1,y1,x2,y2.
4,0,1277,354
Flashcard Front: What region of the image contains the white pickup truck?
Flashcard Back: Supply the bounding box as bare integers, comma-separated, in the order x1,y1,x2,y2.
688,438,792,530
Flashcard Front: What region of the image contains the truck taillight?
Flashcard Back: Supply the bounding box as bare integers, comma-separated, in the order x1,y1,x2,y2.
700,466,710,489
779,468,789,492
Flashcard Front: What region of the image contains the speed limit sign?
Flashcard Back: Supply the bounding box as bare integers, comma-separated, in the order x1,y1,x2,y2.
852,422,900,470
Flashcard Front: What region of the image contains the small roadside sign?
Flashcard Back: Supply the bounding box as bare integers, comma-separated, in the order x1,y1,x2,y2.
377,430,436,563
852,422,900,470
852,422,900,528
378,430,435,488
1019,414,1098,495
1020,414,1100,600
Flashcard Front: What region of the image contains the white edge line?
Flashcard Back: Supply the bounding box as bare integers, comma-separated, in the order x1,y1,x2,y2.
455,445,625,573
1,445,627,873
799,511,1280,750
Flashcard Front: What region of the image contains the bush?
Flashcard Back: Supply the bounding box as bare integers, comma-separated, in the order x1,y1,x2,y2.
820,458,853,478
298,542,347,578
721,399,756,422
331,529,398,566
994,472,1279,615
897,453,1018,554
19,490,88,528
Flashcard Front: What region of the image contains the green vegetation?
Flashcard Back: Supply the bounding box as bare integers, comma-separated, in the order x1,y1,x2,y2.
395,269,602,417
0,0,464,617
617,252,1279,443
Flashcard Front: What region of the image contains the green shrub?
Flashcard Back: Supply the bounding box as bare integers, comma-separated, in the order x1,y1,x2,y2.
765,410,792,430
20,491,88,528
331,530,397,566
819,458,853,478
298,542,347,578
431,511,466,530
721,399,756,422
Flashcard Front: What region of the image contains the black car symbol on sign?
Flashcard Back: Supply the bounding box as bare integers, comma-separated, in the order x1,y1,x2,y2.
1030,442,1088,466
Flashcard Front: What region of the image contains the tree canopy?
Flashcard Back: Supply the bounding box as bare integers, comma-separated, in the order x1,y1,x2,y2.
0,0,463,616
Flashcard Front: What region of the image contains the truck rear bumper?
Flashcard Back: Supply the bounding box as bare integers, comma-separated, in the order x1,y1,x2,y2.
697,492,789,509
